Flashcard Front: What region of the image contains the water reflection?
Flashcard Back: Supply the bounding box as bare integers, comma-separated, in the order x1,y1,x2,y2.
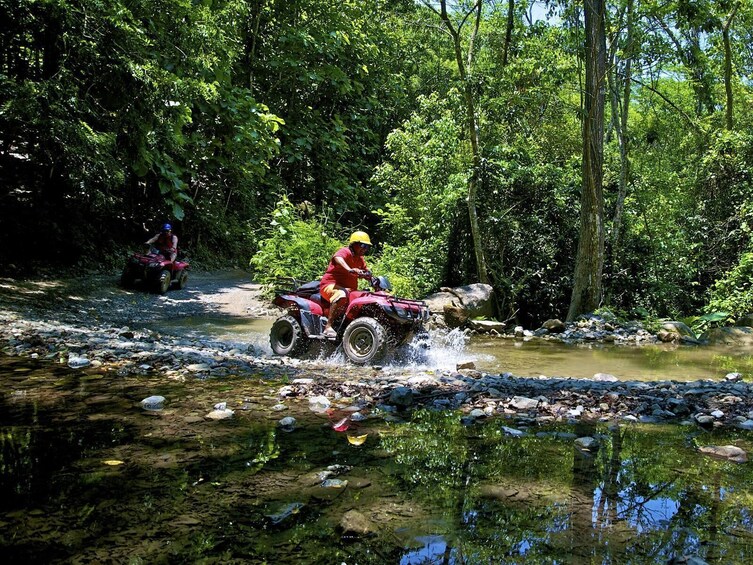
1,357,752,563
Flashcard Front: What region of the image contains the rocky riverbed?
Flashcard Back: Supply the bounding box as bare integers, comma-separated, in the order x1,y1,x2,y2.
1,271,752,433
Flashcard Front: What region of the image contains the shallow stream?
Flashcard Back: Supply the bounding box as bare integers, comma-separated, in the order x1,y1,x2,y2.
2,350,753,563
153,315,753,382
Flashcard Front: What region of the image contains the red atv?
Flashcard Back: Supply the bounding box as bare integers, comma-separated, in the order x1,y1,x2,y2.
121,247,189,294
270,274,429,364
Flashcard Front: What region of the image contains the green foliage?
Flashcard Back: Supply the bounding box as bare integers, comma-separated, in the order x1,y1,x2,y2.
248,197,342,284
706,252,753,322
370,93,467,298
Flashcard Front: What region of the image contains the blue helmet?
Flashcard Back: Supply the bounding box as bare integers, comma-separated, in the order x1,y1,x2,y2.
161,223,172,231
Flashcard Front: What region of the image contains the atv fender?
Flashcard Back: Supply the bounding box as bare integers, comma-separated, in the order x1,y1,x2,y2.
273,294,325,317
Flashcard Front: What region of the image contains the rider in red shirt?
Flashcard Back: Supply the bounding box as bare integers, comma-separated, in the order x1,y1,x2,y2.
146,223,178,262
319,231,371,338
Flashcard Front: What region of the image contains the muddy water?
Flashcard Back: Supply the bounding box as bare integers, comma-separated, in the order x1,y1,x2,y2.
153,315,753,381
2,356,753,563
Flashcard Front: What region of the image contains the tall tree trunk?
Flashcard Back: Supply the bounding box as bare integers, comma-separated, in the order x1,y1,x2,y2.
502,0,514,66
434,0,489,284
567,0,606,321
722,6,739,131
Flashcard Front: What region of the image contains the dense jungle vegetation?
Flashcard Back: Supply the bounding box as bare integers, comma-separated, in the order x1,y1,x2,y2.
3,0,753,326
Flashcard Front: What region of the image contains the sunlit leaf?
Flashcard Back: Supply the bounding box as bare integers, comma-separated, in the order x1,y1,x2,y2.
103,460,124,466
347,434,368,446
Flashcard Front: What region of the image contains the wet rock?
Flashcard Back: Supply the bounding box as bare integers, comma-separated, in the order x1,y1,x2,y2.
444,305,469,329
321,479,348,489
309,395,331,413
509,396,538,410
666,556,708,565
702,326,753,346
339,509,376,537
542,319,566,333
140,395,166,410
575,437,599,451
694,414,715,428
698,445,748,463
501,426,525,437
389,387,414,408
266,502,305,526
278,416,296,432
737,419,753,430
205,408,234,420
67,355,91,369
468,320,507,333
456,361,476,370
593,373,618,382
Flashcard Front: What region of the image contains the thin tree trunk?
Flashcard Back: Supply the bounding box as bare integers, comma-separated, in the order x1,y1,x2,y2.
611,0,634,255
722,5,738,131
502,0,514,66
567,0,606,321
434,0,489,284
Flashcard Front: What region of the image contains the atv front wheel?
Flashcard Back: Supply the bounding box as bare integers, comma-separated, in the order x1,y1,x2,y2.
155,269,171,294
342,317,387,364
270,315,308,356
176,270,188,290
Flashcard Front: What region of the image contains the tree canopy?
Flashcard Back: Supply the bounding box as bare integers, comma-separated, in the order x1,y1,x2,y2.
3,0,753,324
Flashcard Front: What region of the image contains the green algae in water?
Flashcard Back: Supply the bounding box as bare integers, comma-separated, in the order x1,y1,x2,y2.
1,357,753,564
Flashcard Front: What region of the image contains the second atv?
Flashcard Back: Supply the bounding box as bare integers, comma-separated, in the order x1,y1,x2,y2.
269,274,429,364
121,247,189,294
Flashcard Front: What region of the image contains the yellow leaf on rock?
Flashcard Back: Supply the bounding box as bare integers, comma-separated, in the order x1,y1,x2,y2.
347,434,368,446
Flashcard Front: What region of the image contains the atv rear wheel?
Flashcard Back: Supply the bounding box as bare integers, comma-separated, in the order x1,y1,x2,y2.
270,315,308,356
155,269,171,294
342,317,387,364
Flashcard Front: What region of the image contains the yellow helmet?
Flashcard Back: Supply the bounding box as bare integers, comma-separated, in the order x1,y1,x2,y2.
349,231,372,246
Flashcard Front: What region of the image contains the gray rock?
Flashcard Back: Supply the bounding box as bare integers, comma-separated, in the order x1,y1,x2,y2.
308,395,331,413
509,396,539,410
593,373,619,382
698,445,748,463
501,426,526,437
702,326,753,346
575,437,599,451
542,319,566,333
695,414,715,427
206,408,234,420
67,356,91,369
468,320,507,333
140,395,166,410
389,387,414,408
340,509,376,537
278,416,297,431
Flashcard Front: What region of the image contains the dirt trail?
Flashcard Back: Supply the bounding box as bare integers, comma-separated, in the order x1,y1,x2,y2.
0,269,276,327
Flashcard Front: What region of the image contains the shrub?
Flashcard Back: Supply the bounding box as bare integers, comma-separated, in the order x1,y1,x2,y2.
249,197,343,284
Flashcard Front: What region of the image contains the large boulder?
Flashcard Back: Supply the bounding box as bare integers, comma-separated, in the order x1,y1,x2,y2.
702,326,753,346
423,283,494,320
658,321,697,343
